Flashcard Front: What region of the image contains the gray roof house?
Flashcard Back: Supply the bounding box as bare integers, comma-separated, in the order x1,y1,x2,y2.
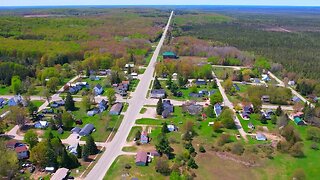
71,127,82,134
214,103,222,117
182,101,203,115
79,124,95,136
135,151,148,166
94,84,103,95
150,89,166,99
109,102,123,115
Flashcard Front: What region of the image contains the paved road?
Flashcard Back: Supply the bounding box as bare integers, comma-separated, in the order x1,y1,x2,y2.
212,71,248,141
85,11,174,180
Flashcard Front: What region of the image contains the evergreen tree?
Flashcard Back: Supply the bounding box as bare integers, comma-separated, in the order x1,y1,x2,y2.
166,75,173,89
153,76,161,89
86,135,98,155
161,122,169,134
187,157,198,169
276,106,283,116
65,92,75,111
76,143,82,158
82,144,89,161
156,98,164,115
155,133,172,157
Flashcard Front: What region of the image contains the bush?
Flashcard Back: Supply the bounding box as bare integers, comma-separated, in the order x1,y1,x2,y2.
306,127,320,143
292,168,306,180
155,157,171,176
290,142,304,158
231,142,245,155
217,134,232,146
199,145,206,153
310,143,319,150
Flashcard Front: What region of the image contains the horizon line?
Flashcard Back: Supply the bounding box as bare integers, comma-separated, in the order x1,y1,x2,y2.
1,5,320,7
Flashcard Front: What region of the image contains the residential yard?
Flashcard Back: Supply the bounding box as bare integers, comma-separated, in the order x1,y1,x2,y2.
122,146,138,152
0,85,12,95
73,102,124,142
104,155,166,180
127,126,142,142
237,114,277,133
33,100,45,108
212,66,236,80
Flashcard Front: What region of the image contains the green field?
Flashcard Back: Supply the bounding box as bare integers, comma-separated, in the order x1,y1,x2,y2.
126,126,142,142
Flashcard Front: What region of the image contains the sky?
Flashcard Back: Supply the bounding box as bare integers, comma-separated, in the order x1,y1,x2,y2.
0,0,320,7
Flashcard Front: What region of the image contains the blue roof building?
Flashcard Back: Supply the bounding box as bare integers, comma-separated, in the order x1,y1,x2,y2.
256,133,267,141
79,124,95,136
214,104,222,117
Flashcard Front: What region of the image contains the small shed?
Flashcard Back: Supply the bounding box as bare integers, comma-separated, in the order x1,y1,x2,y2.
136,151,148,166
140,131,149,144
162,51,178,59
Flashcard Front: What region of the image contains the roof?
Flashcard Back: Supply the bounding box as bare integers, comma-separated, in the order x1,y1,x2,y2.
162,51,176,56
256,133,267,141
79,124,95,136
136,151,148,163
151,89,165,95
214,104,222,116
95,84,102,89
6,139,19,147
71,127,82,134
15,145,28,153
110,103,123,113
51,168,69,180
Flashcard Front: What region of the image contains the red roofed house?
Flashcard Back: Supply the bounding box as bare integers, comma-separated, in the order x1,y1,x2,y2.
6,139,20,149
15,145,29,159
135,151,148,166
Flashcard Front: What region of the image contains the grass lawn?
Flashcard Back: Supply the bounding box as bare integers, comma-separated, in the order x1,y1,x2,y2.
237,114,276,133
104,155,166,180
138,68,146,74
122,103,129,112
73,102,123,142
139,107,147,114
122,146,138,152
42,128,71,140
212,66,236,80
135,118,164,125
32,100,45,108
127,126,142,142
0,85,12,95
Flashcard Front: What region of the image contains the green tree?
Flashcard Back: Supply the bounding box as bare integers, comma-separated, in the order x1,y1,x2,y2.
81,96,92,111
219,109,235,129
161,122,169,134
82,145,89,161
6,106,27,128
61,111,73,129
0,140,19,178
187,157,198,169
86,135,98,155
30,141,56,167
106,88,116,106
210,92,223,105
24,129,39,149
155,156,171,175
27,101,38,115
156,133,172,157
46,77,60,93
65,92,75,111
11,76,22,94
76,144,82,158
249,96,262,113
271,115,277,124
42,88,51,103
223,79,235,95
275,106,283,116
153,76,161,89
135,130,141,141
156,98,164,115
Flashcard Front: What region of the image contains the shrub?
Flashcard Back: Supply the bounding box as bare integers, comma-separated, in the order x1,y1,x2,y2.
231,142,245,155
310,143,319,150
217,134,232,146
199,145,206,153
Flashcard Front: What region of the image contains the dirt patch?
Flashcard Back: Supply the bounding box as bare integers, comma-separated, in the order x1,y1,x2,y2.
263,27,292,33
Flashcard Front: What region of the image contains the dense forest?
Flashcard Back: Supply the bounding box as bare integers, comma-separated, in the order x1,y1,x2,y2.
173,7,320,81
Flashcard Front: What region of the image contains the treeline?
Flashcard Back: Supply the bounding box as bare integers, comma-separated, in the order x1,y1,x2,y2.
0,62,32,85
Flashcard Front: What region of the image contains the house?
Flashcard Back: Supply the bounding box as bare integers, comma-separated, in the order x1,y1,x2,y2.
136,151,148,166
167,124,176,132
34,121,48,129
115,83,129,96
7,95,26,107
6,139,21,149
98,99,108,112
261,74,271,82
214,104,223,117
261,95,270,103
90,75,100,81
199,90,209,96
140,131,149,144
162,109,171,118
265,109,275,116
163,100,174,113
51,100,65,108
15,145,29,159
256,133,267,141
189,93,202,98
150,89,166,99
241,111,250,120
182,101,203,115
262,112,271,120
109,102,123,115
195,79,206,86
233,84,240,91
87,108,100,116
94,84,103,95
0,98,5,107
71,127,82,134
42,108,54,114
243,104,254,114
51,168,69,180
79,124,95,136
292,96,301,103
162,51,178,59
248,122,255,130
